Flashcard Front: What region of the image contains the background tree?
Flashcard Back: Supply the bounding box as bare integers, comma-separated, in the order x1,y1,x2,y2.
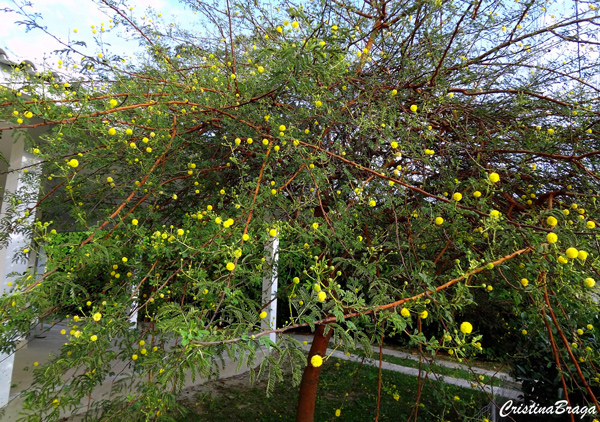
1,0,600,421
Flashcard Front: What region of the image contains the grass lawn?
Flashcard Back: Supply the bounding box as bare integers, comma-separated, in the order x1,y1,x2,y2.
381,342,511,374
377,353,505,388
175,356,492,421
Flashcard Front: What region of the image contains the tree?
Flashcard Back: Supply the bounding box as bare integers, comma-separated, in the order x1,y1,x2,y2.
1,0,600,420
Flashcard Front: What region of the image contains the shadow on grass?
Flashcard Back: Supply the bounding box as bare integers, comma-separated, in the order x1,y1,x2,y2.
175,356,491,421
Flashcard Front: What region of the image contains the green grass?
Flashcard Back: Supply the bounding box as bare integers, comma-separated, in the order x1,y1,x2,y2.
376,353,505,388
381,342,510,373
175,357,491,422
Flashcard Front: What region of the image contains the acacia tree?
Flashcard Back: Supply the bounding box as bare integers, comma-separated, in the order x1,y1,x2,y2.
1,0,600,421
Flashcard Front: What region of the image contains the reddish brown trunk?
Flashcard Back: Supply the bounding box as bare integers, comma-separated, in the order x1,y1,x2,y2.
295,323,333,422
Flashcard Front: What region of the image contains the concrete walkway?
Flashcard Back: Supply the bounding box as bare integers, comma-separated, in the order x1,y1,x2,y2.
362,344,516,384
1,330,521,421
327,349,521,400
0,324,267,422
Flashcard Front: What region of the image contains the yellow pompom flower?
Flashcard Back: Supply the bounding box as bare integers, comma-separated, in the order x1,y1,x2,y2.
90,335,98,341
520,278,529,287
242,234,249,241
547,233,558,243
310,355,323,367
132,354,138,360
488,172,500,183
460,322,473,334
92,312,102,322
335,409,341,417
177,229,184,236
315,100,322,107
108,127,116,136
68,159,79,168
259,311,267,319
566,248,579,259
131,219,138,226
435,217,444,225
317,291,326,302
226,262,235,271
410,104,418,112
587,221,596,229
269,229,278,237
584,278,595,288
419,310,428,319
473,191,481,198
400,308,410,317
557,256,568,264
546,216,557,226
578,250,588,260
453,192,462,201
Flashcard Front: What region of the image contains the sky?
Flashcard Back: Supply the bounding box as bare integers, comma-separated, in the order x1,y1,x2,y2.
1,0,597,89
0,0,200,70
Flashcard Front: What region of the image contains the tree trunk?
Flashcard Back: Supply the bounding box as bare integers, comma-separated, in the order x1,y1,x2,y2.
295,323,333,422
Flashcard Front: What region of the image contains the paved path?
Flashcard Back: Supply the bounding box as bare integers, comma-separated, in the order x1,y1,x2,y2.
0,330,521,421
326,349,521,400
0,324,265,422
290,333,521,399
362,344,516,383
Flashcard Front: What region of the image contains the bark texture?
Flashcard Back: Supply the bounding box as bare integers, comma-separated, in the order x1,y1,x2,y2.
295,323,333,422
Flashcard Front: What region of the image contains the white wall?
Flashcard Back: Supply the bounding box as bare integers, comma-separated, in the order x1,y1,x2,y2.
0,123,42,408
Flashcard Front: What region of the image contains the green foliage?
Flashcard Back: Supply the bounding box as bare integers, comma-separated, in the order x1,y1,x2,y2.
177,357,490,422
1,0,600,420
